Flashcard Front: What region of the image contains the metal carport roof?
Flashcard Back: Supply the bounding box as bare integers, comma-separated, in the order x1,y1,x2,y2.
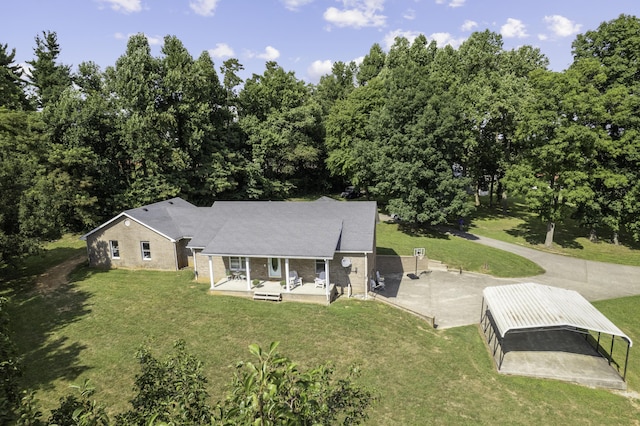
483,282,632,347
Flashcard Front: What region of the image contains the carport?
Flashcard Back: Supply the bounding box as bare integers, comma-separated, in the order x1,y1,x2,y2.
480,283,632,389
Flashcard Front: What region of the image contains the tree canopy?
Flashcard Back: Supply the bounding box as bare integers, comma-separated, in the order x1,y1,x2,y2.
1,15,640,264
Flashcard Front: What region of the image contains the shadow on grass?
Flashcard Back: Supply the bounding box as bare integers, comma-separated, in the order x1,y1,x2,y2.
6,258,109,393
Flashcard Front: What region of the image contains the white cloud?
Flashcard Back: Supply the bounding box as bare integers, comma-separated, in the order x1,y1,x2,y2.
323,0,386,29
383,29,465,50
403,8,416,20
190,0,220,17
435,0,465,7
501,18,528,38
208,43,235,58
307,59,333,81
281,0,313,11
543,15,582,37
353,55,365,65
461,19,477,31
428,32,465,48
100,0,142,14
256,46,281,61
114,32,161,45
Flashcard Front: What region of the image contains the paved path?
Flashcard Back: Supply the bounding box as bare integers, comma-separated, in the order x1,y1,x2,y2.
374,231,640,329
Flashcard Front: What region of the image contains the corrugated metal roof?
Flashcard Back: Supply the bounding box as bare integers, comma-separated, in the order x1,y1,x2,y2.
483,283,632,346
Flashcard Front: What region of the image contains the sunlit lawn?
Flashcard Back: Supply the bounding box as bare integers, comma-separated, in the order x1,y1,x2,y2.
8,264,640,425
376,221,544,278
468,197,640,266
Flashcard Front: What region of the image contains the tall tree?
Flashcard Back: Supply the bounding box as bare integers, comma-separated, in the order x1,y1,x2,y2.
356,43,386,86
504,69,597,247
0,108,53,265
0,44,30,110
106,34,180,206
26,31,72,108
368,36,471,224
238,62,324,198
569,15,640,244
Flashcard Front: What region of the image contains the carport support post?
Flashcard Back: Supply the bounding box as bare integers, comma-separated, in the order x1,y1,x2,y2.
623,342,630,381
609,337,615,365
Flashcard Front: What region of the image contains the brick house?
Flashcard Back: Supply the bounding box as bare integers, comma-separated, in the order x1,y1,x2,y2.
81,197,378,299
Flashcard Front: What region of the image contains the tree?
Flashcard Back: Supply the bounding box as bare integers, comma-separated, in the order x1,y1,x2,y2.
115,340,212,425
0,297,21,423
504,69,597,247
0,43,30,110
356,43,386,86
238,62,324,198
367,36,471,224
27,31,72,108
217,342,374,425
106,34,181,206
569,15,640,244
0,108,53,266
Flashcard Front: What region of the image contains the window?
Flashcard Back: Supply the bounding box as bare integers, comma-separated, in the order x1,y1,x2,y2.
109,240,120,259
315,259,325,275
141,241,151,260
229,256,246,271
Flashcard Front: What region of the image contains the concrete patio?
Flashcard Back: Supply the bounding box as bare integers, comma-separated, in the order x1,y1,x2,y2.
210,278,338,304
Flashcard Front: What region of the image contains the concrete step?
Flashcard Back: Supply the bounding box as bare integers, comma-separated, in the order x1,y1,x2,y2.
428,260,448,271
253,292,282,302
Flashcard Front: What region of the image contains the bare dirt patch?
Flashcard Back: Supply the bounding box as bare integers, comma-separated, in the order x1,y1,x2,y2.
34,254,85,296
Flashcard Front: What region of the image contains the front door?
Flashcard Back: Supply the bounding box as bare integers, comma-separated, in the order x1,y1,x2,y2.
268,257,281,278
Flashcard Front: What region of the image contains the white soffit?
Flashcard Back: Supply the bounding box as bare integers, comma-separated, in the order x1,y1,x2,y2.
483,283,632,347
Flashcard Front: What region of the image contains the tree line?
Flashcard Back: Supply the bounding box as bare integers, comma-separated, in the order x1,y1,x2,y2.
1,14,639,267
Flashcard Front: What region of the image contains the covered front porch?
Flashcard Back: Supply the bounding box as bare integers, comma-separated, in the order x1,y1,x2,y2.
210,277,339,304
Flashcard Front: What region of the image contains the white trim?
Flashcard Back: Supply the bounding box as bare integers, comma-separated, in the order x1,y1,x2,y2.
141,241,152,260
109,240,120,259
208,256,214,290
80,213,177,243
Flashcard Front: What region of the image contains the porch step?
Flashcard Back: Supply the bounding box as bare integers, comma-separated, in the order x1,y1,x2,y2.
253,292,282,302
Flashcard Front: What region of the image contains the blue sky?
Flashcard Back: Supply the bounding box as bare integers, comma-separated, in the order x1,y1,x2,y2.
3,0,639,83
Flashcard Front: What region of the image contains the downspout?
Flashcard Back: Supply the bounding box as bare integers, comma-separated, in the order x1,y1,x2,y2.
208,256,214,290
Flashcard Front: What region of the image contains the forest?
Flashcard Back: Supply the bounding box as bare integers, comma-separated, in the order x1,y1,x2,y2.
1,14,639,266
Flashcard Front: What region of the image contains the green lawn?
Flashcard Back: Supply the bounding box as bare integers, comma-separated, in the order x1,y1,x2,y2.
4,238,639,424
376,221,544,277
469,198,640,266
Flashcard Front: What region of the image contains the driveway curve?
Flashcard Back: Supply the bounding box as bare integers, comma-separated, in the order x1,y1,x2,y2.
374,231,640,329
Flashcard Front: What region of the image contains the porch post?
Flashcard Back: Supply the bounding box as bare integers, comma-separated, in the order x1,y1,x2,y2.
364,252,368,299
285,258,291,292
245,257,251,291
192,249,199,279
324,259,330,300
208,256,214,290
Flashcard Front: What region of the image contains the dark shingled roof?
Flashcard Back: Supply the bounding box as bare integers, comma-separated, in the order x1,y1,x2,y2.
82,197,377,259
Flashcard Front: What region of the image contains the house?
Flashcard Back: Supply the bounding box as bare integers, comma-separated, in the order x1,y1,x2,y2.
81,197,378,300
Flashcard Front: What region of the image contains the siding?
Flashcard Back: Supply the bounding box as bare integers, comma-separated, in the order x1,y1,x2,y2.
85,216,178,270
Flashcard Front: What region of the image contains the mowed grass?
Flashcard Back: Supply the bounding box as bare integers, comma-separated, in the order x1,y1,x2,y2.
376,221,544,278
9,263,640,425
469,198,640,266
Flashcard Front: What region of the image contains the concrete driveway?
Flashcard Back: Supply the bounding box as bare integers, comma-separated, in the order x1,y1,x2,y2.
373,231,640,329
